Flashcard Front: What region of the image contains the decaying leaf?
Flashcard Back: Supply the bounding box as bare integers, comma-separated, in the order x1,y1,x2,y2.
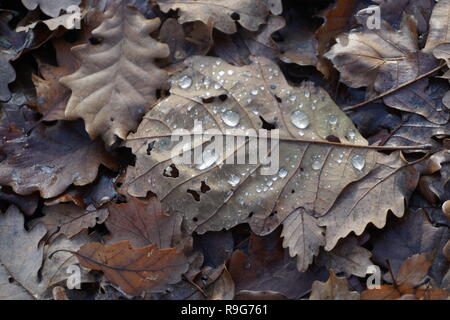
0,206,46,299
319,152,419,250
31,204,108,239
0,11,30,102
157,0,279,34
228,230,328,299
105,196,183,249
361,253,449,300
74,241,189,296
326,13,449,124
30,10,105,121
317,236,372,278
0,120,116,198
125,55,375,238
21,0,81,18
61,2,170,145
309,270,359,300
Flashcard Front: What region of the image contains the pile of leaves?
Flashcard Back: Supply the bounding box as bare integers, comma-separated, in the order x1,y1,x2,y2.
0,0,449,300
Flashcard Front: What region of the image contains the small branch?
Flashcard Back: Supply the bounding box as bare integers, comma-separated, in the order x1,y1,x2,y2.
343,63,446,112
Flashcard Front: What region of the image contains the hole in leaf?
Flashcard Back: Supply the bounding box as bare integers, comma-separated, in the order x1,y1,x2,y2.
163,164,179,178
187,189,200,201
259,116,277,130
202,97,215,104
231,12,240,21
200,181,211,193
218,94,228,101
193,217,199,222
291,189,295,193
89,37,102,45
275,95,282,103
8,277,14,283
248,212,254,218
146,141,155,155
326,135,341,143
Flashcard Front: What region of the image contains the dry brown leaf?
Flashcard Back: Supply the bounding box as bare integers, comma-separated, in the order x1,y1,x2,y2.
157,0,278,34
309,270,360,300
31,204,108,239
74,240,189,296
30,10,105,121
425,0,450,51
361,253,449,300
21,0,81,18
61,2,170,146
228,231,328,299
207,267,235,300
317,236,372,278
315,0,359,77
326,14,449,124
319,152,419,250
0,206,47,299
105,196,183,249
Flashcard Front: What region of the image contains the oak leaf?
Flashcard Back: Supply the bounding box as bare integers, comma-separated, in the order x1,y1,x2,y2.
309,270,359,300
74,241,189,296
0,206,46,299
21,0,81,18
61,2,170,145
105,196,183,249
157,0,279,34
0,120,117,198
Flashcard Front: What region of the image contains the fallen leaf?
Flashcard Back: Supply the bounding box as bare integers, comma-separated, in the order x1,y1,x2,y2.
31,204,108,239
319,152,419,250
74,240,189,296
21,0,81,18
157,0,278,34
0,120,117,198
309,270,360,300
61,2,170,145
0,206,46,299
326,14,449,124
361,253,449,300
105,196,184,249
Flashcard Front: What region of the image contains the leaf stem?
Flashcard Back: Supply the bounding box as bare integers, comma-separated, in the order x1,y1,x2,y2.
343,63,446,112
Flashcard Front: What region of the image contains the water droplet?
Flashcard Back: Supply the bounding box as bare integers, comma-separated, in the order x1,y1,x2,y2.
178,75,192,89
328,115,338,125
251,89,259,96
222,110,240,127
227,70,234,75
289,95,297,102
312,160,323,171
291,110,310,129
347,129,356,139
228,174,240,187
351,154,365,171
218,70,225,76
305,91,310,98
278,168,288,178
